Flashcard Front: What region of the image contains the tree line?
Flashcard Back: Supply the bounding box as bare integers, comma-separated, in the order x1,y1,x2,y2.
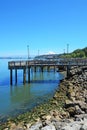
61,47,87,58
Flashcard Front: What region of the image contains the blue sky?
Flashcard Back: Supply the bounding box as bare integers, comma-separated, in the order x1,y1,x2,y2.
0,0,87,56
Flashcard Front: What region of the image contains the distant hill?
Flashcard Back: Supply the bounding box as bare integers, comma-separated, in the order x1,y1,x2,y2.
60,47,87,58
34,54,60,60
35,47,87,60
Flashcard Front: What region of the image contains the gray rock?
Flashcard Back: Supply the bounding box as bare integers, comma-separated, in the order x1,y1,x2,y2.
61,123,81,130
41,124,56,130
80,122,87,130
75,105,85,114
29,122,42,130
75,114,87,120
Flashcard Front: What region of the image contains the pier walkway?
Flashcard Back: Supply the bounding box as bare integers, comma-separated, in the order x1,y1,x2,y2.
8,58,87,85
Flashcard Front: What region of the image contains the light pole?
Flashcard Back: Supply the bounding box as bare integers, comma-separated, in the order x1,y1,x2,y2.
38,49,39,56
64,49,65,54
67,44,69,54
27,45,29,59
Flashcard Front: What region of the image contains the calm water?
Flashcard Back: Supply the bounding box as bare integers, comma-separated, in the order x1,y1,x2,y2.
0,59,64,122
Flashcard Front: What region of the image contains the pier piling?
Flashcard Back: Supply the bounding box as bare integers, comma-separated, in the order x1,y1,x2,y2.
10,69,13,85
15,69,17,85
23,68,26,84
28,67,30,83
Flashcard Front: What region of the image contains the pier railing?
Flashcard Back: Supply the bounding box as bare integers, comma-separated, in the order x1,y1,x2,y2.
8,60,58,69
8,58,87,69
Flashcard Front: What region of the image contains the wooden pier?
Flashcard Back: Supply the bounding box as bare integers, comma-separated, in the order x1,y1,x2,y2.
8,58,87,85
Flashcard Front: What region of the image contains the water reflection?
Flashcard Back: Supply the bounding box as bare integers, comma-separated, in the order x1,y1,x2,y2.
10,84,31,103
8,71,60,116
0,60,64,122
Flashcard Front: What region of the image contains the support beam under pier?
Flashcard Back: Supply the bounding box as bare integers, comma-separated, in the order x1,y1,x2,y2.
23,68,26,84
10,69,13,85
28,67,30,83
15,69,17,85
66,65,71,78
41,66,43,72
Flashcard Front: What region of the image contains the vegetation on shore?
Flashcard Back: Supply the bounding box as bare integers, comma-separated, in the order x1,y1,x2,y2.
61,47,87,58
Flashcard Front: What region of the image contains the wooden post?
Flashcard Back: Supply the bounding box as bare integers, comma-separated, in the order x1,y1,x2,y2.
41,66,43,72
10,69,13,85
47,66,50,72
66,65,71,78
34,66,36,72
28,67,30,83
23,68,26,84
54,66,55,72
15,69,17,85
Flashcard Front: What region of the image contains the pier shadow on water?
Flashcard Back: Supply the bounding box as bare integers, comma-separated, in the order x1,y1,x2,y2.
30,79,59,84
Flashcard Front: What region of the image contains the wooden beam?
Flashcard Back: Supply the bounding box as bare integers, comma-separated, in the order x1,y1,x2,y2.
28,67,30,83
10,69,13,85
23,68,26,84
15,69,17,85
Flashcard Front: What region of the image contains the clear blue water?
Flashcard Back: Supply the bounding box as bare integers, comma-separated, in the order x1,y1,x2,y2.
0,59,64,122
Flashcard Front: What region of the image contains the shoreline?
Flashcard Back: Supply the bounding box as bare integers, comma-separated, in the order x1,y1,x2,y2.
1,66,87,130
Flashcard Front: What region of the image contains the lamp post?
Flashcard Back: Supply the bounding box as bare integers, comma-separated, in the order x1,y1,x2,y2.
27,45,29,59
67,44,69,54
64,49,65,54
38,49,39,56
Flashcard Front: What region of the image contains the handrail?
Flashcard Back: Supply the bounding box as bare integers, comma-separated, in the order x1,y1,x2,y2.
8,58,87,69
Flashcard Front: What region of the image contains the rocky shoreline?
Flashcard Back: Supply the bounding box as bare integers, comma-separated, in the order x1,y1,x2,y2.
1,66,87,130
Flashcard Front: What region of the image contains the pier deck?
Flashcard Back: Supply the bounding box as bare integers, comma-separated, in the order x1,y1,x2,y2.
8,58,87,85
